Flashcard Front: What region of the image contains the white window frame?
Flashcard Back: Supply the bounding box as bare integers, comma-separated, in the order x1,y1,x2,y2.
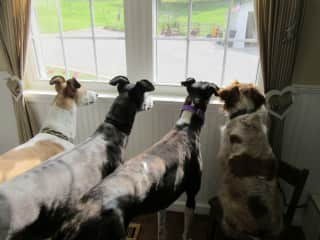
27,0,260,98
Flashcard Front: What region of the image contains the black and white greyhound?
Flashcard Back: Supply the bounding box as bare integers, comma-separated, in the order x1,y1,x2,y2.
0,76,154,240
53,78,219,240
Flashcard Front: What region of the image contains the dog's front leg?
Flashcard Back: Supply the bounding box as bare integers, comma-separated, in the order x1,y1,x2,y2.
182,206,194,240
183,167,201,240
157,209,167,240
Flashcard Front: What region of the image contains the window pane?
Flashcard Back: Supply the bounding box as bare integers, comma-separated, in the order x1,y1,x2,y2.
94,0,125,37
39,37,65,79
223,0,258,86
60,0,91,35
224,43,259,86
188,41,223,83
227,0,257,43
156,40,186,84
191,0,230,39
64,39,96,80
33,0,60,34
157,0,189,38
96,40,127,80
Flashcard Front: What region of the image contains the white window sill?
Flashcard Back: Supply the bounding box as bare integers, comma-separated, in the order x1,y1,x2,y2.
25,78,223,105
24,89,223,106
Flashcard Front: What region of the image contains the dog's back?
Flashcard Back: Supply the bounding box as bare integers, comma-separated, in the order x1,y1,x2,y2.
218,111,283,239
0,133,73,183
53,128,196,240
0,126,117,239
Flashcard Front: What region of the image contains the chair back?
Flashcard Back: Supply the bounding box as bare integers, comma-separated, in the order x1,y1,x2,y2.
278,160,309,225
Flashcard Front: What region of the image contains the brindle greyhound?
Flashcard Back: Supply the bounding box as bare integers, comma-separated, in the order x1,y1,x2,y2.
52,78,219,240
0,76,154,240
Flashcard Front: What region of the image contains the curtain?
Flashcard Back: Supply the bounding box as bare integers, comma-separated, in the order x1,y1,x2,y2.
0,0,34,143
254,0,305,158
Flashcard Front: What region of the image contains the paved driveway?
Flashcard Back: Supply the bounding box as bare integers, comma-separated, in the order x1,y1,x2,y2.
39,28,259,86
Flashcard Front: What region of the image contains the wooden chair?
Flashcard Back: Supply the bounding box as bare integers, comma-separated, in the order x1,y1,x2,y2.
207,160,309,240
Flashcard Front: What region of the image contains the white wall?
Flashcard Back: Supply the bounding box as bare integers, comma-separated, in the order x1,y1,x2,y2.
281,86,320,232
282,86,320,197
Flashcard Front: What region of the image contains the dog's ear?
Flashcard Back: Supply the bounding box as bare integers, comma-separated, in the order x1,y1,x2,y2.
207,83,220,97
64,78,82,98
231,80,240,85
243,86,265,109
109,75,130,92
218,86,240,108
50,75,66,85
181,77,196,88
50,75,66,93
135,79,155,92
69,78,81,89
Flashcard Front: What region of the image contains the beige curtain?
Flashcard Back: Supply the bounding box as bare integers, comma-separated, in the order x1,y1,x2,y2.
254,0,305,157
0,0,34,143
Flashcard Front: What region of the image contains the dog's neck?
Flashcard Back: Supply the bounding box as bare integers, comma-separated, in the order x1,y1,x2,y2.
229,108,256,119
227,95,256,119
176,97,206,131
41,102,77,141
105,96,138,135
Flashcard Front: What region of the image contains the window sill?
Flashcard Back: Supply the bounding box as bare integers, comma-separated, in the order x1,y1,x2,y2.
25,79,223,105
24,89,223,106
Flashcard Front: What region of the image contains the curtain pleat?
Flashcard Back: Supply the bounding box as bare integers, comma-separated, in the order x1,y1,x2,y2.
0,0,34,143
254,0,305,157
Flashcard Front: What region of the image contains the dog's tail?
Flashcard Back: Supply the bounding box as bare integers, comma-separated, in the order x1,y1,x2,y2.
52,199,101,240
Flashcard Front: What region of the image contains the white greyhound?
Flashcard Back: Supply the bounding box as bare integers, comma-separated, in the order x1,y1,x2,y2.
0,75,98,183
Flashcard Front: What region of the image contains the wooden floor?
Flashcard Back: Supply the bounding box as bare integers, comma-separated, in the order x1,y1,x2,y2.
132,211,209,240
132,211,306,240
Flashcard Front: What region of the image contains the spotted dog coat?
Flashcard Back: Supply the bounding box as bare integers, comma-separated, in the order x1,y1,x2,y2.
217,81,282,240
0,76,154,240
52,78,219,240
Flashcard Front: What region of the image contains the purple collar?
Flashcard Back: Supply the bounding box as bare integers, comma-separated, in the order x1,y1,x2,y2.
181,105,205,124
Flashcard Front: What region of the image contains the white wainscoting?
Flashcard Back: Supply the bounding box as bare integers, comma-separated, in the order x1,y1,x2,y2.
25,93,226,215
282,84,320,227
282,85,320,195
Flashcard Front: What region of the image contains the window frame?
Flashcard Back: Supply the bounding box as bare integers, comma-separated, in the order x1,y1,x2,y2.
27,0,260,98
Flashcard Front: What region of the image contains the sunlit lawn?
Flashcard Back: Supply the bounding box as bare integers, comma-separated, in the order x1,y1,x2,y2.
34,0,229,36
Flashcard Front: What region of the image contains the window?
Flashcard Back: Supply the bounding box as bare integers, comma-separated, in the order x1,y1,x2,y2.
31,0,259,90
32,0,126,81
155,0,259,86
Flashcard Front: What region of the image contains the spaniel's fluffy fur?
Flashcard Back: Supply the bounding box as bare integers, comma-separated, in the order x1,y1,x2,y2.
217,81,282,239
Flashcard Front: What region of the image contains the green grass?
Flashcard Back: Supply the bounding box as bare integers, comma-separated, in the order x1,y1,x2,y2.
46,66,109,80
34,0,229,37
158,1,228,36
34,0,125,33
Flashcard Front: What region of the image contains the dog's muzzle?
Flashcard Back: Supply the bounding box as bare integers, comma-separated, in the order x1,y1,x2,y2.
141,93,154,111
